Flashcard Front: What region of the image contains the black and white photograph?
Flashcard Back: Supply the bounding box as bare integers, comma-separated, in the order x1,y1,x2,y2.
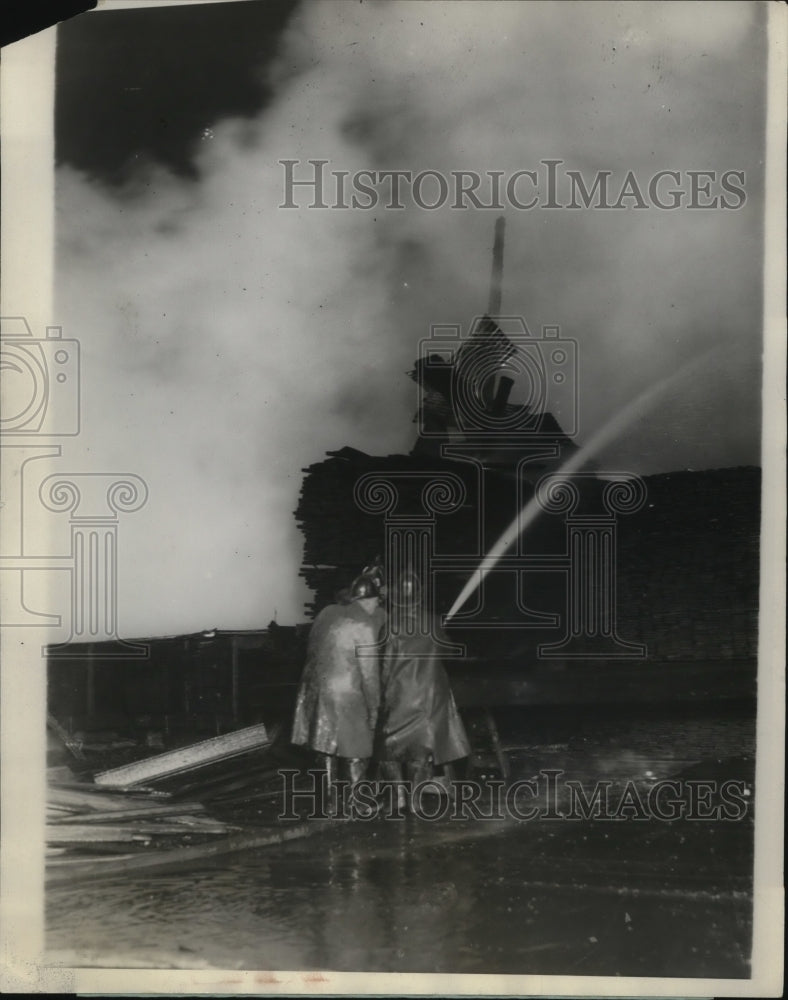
0,0,785,994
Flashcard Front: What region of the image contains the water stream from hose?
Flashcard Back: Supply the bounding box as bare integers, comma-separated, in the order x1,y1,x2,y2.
444,347,718,623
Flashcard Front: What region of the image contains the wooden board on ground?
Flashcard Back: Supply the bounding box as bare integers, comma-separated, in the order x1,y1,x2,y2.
93,723,271,789
49,801,207,824
47,821,231,843
48,784,175,812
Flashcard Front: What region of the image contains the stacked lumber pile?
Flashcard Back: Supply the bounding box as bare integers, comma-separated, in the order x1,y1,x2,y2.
294,446,532,619
615,467,760,662
296,449,760,666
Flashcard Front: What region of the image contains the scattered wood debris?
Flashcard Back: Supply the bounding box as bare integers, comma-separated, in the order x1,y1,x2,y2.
46,721,316,883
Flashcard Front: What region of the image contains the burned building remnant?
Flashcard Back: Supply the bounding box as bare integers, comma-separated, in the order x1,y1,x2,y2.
408,313,578,475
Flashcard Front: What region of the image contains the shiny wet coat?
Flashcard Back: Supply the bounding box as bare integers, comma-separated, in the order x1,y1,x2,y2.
291,600,385,758
378,610,471,765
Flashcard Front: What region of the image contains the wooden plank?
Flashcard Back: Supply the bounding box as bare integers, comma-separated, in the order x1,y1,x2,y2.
48,784,175,811
46,713,85,760
47,811,77,824
48,786,143,812
50,801,206,824
47,852,137,867
46,821,329,885
47,822,230,843
53,781,174,798
164,815,239,832
46,803,79,814
47,826,154,844
93,723,270,788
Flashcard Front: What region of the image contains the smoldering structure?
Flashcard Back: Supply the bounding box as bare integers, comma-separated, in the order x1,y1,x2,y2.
44,220,759,979
48,217,759,733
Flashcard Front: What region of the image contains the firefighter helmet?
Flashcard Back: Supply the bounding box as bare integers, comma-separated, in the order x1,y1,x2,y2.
360,557,384,591
349,572,381,601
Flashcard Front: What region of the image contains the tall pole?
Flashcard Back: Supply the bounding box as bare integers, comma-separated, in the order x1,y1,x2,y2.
487,215,506,316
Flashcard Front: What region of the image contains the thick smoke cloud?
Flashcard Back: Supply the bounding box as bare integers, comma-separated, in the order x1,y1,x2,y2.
54,0,765,636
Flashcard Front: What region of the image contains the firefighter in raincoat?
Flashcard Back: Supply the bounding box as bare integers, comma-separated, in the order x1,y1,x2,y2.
377,570,471,809
291,563,386,814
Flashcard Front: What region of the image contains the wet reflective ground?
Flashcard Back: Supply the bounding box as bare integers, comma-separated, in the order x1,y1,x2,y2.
46,704,755,976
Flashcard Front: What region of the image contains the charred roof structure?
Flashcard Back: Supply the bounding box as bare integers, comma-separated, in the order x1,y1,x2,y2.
408,312,579,476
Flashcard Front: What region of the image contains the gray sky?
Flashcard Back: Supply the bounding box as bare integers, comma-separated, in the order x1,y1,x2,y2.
53,0,767,635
